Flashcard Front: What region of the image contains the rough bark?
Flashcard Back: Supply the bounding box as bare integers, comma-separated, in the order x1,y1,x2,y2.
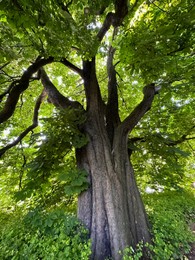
77,114,151,260
76,56,156,260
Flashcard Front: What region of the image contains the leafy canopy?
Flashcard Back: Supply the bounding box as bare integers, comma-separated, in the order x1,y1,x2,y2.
0,0,194,202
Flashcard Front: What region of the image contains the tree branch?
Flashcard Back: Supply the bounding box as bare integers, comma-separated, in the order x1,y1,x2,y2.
128,126,195,148
39,68,83,109
0,57,54,124
0,62,10,70
0,90,46,158
167,126,195,146
167,45,188,56
97,12,115,41
83,58,104,113
0,80,19,102
114,0,129,27
106,28,120,143
150,0,168,13
129,136,145,143
60,58,84,78
121,83,160,134
0,69,19,80
97,0,128,42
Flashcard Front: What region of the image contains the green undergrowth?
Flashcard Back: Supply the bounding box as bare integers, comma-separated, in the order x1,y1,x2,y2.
0,190,194,260
146,190,195,259
0,208,91,260
123,191,195,260
121,190,195,259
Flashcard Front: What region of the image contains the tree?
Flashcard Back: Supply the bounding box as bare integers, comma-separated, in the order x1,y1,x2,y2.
0,0,194,259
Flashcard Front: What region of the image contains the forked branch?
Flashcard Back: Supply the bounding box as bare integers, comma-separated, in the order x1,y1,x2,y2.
0,90,46,158
97,0,128,42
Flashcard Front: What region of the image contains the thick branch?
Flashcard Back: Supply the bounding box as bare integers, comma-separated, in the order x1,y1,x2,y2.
121,83,159,134
83,58,104,113
114,0,128,27
97,0,128,41
0,80,19,102
39,68,82,109
95,0,128,84
0,90,46,158
106,30,120,143
97,12,115,41
60,58,84,78
107,46,118,112
0,57,54,124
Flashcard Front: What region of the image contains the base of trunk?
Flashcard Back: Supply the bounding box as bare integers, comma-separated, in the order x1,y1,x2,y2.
77,143,151,260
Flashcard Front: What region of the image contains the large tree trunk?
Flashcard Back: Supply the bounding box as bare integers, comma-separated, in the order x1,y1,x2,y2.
76,115,151,260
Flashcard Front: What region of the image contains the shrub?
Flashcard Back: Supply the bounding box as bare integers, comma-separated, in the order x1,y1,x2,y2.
120,241,145,260
0,208,91,260
121,190,195,259
144,190,195,259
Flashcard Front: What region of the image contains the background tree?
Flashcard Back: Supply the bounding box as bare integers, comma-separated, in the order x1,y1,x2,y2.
0,0,194,259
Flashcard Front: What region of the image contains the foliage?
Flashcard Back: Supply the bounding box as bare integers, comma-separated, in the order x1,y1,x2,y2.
119,241,145,260
0,208,91,260
118,0,195,83
1,190,194,260
131,99,195,190
13,108,88,201
120,190,195,259
145,190,195,259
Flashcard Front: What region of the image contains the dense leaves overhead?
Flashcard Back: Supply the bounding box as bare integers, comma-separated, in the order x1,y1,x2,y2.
118,0,195,82
0,0,113,59
0,0,194,200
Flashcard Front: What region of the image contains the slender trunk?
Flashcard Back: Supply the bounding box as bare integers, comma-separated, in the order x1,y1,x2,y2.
76,116,151,260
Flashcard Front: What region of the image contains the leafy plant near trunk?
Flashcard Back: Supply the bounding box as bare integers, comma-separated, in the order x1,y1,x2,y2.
145,190,195,259
120,190,195,259
0,208,91,260
0,0,194,259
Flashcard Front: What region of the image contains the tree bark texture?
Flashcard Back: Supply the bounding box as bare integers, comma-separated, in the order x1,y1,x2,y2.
76,114,151,260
